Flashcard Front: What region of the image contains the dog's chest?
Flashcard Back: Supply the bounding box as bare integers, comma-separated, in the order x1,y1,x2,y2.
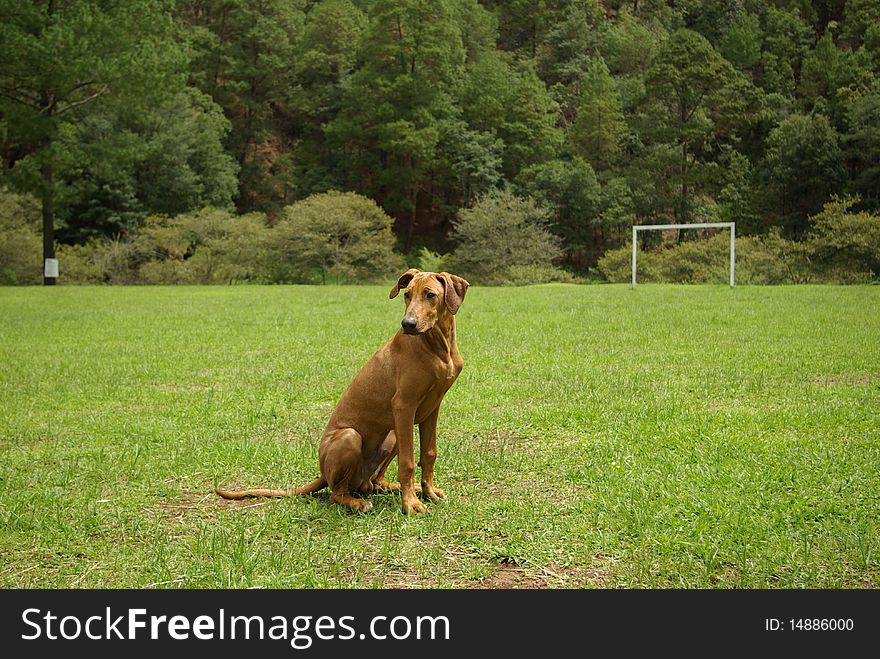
414,358,462,422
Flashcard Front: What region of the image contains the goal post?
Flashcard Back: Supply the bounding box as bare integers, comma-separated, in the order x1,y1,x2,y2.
631,222,735,288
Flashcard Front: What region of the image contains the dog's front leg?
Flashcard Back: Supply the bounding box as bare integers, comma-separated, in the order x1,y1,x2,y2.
419,407,445,502
392,394,426,514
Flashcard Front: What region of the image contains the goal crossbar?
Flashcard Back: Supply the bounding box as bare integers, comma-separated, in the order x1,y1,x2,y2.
631,222,735,288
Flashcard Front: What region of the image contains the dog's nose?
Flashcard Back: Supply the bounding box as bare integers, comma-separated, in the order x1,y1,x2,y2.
402,317,417,332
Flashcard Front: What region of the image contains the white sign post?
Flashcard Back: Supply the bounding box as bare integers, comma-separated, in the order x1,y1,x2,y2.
631,222,735,289
44,258,59,279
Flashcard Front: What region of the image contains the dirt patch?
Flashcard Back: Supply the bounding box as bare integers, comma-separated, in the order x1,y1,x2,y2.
474,563,547,589
468,430,544,457
471,558,613,589
150,490,270,524
378,568,435,589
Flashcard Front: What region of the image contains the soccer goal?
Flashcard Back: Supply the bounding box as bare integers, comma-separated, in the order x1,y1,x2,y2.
631,222,735,288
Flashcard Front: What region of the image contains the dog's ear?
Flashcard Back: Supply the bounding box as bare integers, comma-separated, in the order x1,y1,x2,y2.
437,272,469,315
389,268,421,299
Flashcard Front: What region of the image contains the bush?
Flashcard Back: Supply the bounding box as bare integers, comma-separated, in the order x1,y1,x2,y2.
596,241,658,283
132,208,272,284
597,231,811,285
0,188,42,285
449,189,566,285
271,191,401,284
56,238,146,285
505,263,576,285
597,201,880,285
56,242,112,284
413,246,450,273
806,196,880,283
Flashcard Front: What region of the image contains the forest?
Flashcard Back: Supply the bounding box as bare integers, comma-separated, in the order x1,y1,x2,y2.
1,0,879,284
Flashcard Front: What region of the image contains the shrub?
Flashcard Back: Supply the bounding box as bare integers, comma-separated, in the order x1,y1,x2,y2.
0,188,42,285
271,191,401,284
413,246,450,273
505,263,576,285
806,196,880,283
55,242,109,284
449,189,566,285
64,238,146,284
597,242,658,283
598,231,813,285
134,208,272,284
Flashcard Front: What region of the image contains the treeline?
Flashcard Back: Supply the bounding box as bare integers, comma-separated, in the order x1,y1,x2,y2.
1,1,880,282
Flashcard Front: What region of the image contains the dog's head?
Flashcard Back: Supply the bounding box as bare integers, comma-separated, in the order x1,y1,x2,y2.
389,268,469,335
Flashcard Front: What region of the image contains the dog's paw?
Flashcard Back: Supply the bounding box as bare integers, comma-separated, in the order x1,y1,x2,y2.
351,499,373,513
420,483,445,502
372,479,401,493
401,498,427,515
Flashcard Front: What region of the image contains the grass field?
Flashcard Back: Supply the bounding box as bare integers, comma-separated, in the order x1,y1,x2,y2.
1,284,878,588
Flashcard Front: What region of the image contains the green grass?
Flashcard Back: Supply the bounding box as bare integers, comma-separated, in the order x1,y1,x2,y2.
1,284,878,588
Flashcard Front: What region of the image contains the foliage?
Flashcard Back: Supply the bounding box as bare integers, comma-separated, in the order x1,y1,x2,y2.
3,1,880,283
413,246,450,273
0,0,187,267
598,198,880,284
135,209,274,285
568,57,628,170
449,188,564,285
807,196,880,282
514,157,602,267
761,113,845,235
598,232,804,285
272,191,400,284
180,0,307,213
0,188,41,284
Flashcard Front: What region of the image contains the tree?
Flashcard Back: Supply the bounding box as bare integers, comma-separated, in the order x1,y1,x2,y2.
326,0,466,250
799,31,864,129
449,188,563,285
515,157,601,268
844,88,880,210
841,0,880,49
444,123,503,205
600,6,664,78
288,0,367,196
719,12,762,74
55,87,239,244
761,113,845,235
641,29,758,225
179,0,306,213
568,57,628,171
460,53,561,179
536,0,605,120
132,88,239,218
0,0,185,283
484,0,562,57
272,191,400,284
758,6,813,97
806,195,880,281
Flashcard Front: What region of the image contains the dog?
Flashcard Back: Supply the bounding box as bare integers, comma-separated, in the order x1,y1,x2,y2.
215,269,469,514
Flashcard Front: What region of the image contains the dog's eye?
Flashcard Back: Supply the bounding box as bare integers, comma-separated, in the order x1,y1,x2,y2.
426,292,436,300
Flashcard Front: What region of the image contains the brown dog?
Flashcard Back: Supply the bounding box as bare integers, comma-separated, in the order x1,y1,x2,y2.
215,269,469,514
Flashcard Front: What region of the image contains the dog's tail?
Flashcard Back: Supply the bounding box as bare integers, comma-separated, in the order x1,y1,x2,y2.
214,477,327,500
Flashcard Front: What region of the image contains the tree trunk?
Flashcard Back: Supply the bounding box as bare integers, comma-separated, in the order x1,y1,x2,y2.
41,159,56,286
678,141,688,243
405,184,417,253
